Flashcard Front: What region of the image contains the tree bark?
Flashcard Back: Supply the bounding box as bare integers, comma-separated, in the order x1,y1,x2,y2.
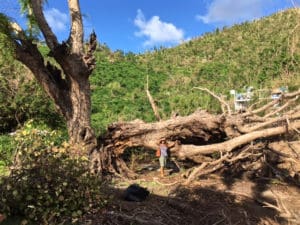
7,1,97,152
102,110,224,154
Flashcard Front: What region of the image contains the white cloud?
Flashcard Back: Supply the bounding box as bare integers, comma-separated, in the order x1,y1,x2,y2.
197,0,272,25
134,9,184,46
44,8,68,32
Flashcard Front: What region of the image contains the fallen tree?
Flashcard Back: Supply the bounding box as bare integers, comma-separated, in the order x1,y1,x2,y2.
92,88,300,183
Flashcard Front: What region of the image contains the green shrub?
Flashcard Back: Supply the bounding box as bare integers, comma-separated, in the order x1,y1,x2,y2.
0,121,106,224
0,134,16,175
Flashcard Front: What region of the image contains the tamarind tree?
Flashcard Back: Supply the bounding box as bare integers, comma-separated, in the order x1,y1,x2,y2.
0,0,97,152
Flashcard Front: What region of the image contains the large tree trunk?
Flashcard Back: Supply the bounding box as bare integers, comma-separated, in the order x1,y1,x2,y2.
9,0,98,153
4,1,121,174
14,37,97,153
66,77,95,146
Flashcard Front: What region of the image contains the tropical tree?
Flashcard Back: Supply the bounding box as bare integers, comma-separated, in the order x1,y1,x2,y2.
0,0,97,152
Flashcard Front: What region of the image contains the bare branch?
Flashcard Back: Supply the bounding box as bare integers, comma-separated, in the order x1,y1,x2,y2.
184,145,262,184
238,112,300,133
146,75,161,121
193,87,232,115
264,96,299,118
283,89,300,98
185,162,208,184
243,99,279,117
242,89,300,117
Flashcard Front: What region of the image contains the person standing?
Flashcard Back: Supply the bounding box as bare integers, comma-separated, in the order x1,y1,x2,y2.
158,139,168,177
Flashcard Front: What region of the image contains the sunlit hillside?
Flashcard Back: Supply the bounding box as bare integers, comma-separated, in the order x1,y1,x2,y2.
1,9,299,134
91,8,300,132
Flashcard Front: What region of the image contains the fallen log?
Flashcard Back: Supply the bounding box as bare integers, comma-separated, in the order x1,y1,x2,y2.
102,110,225,154
92,89,299,182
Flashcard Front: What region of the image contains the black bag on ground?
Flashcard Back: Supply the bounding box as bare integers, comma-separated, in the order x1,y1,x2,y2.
123,184,150,202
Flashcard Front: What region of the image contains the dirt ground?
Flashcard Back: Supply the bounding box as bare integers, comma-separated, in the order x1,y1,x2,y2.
81,163,300,225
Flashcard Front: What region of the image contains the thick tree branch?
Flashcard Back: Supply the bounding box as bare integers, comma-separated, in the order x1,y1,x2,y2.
178,121,300,157
237,112,300,133
68,0,84,54
30,0,59,51
14,41,71,119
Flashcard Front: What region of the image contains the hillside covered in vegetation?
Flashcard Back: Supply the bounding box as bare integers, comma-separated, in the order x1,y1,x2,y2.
1,8,299,135
90,8,300,133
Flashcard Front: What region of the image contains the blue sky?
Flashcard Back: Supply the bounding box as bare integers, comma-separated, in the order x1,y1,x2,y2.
0,0,297,53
